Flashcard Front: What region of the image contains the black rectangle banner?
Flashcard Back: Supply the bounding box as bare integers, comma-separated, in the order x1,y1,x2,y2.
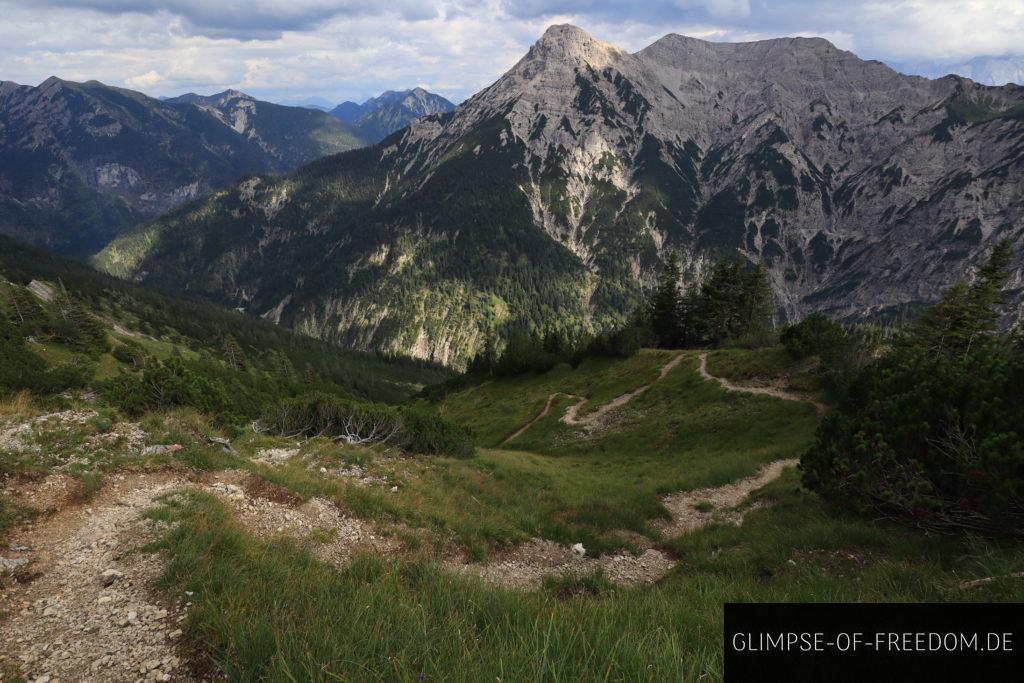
725,603,1022,682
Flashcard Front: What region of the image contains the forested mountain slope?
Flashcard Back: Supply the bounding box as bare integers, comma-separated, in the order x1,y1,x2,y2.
0,79,362,256
97,25,1024,367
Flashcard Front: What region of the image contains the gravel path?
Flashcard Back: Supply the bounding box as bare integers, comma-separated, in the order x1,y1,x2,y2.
451,539,674,590
562,353,684,429
501,393,579,445
654,459,800,538
503,352,685,445
697,352,826,415
0,472,198,683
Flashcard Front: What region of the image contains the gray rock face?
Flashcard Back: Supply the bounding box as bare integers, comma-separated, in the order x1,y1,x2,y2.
99,25,1024,366
403,24,1024,324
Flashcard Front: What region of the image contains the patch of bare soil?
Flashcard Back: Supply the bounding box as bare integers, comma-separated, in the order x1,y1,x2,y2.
1,474,83,516
654,459,799,537
202,474,404,568
0,472,199,683
698,352,826,416
451,539,675,590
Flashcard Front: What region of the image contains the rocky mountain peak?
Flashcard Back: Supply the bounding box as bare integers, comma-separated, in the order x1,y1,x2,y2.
527,24,625,69
96,25,1024,367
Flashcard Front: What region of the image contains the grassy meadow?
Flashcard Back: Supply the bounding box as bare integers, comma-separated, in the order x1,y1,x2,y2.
129,347,1023,680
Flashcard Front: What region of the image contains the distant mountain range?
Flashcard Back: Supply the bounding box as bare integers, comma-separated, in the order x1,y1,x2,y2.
895,56,1024,86
327,88,455,143
0,79,363,256
95,25,1024,368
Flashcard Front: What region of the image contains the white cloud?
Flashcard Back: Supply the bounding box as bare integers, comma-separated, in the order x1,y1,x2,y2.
124,69,164,87
0,0,1020,104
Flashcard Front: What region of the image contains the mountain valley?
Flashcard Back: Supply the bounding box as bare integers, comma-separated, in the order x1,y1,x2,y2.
97,25,1024,367
0,80,364,256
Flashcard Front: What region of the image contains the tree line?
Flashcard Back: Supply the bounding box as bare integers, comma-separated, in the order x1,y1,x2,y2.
464,252,774,379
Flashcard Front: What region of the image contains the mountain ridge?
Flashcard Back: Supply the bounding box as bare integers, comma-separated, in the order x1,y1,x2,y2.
328,87,455,143
96,24,1024,367
0,78,363,256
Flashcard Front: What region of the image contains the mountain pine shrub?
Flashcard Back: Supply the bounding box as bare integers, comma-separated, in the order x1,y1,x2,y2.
802,241,1022,535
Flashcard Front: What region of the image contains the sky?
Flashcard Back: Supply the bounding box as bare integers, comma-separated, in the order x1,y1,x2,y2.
0,0,1022,105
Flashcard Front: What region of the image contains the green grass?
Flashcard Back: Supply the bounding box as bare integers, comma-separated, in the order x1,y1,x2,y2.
705,347,822,393
148,476,1024,682
400,350,819,555
439,349,680,446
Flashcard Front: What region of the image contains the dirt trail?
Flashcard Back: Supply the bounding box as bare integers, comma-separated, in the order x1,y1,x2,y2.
501,393,580,445
698,352,826,416
563,353,685,429
459,459,800,590
654,459,800,537
502,353,685,444
0,472,199,683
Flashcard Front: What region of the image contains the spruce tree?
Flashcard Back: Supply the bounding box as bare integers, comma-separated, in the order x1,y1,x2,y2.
909,240,1013,357
223,334,248,371
650,252,682,348
698,257,772,345
740,264,773,334
467,333,498,375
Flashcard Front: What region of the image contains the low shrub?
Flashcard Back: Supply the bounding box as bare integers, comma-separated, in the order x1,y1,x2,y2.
102,357,229,416
264,392,474,457
0,335,90,396
111,341,151,370
802,342,1024,535
399,409,475,458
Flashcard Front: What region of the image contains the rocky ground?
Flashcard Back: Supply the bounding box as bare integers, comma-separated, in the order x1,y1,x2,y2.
0,473,195,683
654,459,799,538
453,539,674,590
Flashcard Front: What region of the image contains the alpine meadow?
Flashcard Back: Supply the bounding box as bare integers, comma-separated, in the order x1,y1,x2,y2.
1,3,1023,682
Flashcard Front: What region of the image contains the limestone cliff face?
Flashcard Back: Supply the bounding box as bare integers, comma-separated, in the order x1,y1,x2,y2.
98,25,1024,366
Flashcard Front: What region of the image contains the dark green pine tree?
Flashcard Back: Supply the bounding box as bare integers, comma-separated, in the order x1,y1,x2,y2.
909,239,1013,357
698,258,743,345
968,239,1012,334
542,327,570,360
698,257,773,345
54,283,106,349
650,252,683,348
739,264,773,334
3,284,42,326
223,334,249,372
677,282,702,347
269,350,297,381
467,333,498,376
